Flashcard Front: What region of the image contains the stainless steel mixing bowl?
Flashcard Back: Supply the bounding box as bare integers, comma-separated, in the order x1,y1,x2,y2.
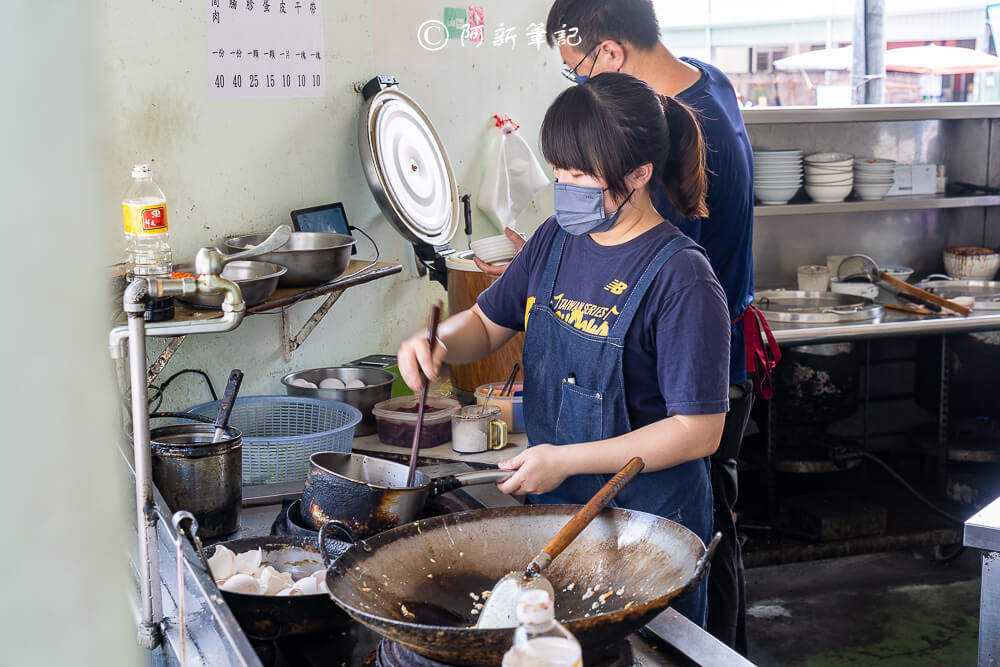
226,231,355,287
282,367,395,436
174,260,286,308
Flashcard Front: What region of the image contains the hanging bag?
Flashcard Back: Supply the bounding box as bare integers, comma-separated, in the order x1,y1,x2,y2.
477,114,550,230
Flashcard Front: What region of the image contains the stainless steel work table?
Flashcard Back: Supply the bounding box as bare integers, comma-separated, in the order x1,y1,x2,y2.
964,496,1000,665
768,307,1000,345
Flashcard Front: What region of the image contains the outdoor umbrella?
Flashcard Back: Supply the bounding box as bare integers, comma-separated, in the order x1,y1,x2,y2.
885,45,1000,75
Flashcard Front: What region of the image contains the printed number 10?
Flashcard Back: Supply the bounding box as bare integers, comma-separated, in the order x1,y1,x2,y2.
312,74,321,86
282,74,291,87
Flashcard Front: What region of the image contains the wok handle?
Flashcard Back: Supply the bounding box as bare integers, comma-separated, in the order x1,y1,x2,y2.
319,520,359,567
680,531,723,598
526,457,645,577
430,469,513,496
881,272,971,316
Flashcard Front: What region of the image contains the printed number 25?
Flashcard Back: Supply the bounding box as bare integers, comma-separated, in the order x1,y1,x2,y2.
249,74,259,88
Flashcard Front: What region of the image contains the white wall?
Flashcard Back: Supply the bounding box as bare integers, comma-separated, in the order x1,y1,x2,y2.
102,1,567,409
2,2,137,664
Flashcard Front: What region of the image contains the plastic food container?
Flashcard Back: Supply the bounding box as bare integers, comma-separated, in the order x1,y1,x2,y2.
475,382,525,433
371,396,460,448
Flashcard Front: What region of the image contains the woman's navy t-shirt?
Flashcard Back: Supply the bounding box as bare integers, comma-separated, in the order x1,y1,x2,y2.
477,217,730,429
652,57,755,387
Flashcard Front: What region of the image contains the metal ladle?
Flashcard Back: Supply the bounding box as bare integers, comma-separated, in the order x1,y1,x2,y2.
837,254,971,316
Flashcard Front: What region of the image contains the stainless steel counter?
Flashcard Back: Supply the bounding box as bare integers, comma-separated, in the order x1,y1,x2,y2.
965,496,1000,665
769,308,1000,345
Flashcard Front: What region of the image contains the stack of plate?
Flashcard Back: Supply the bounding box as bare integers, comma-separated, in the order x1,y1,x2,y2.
470,233,518,265
753,150,802,205
804,153,854,203
853,158,896,200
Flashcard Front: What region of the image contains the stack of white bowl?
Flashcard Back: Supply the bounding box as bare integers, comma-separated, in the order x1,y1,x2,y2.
804,153,854,203
853,158,896,200
753,150,803,205
470,233,518,265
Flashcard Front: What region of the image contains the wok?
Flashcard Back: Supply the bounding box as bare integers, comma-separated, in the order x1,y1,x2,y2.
325,505,720,666
204,534,354,640
302,452,510,537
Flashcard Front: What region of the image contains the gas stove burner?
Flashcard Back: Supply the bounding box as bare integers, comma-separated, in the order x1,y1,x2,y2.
375,638,636,667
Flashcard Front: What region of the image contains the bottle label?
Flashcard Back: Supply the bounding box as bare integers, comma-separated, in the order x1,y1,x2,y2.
123,203,168,235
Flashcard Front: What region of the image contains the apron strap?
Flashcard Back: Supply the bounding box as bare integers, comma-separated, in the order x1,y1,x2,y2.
610,236,702,339
735,304,782,400
535,227,569,305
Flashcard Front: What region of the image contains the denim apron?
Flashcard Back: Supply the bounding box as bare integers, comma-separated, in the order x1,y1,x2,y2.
522,227,714,626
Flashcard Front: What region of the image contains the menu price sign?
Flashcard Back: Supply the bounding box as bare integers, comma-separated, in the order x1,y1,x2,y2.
206,0,325,100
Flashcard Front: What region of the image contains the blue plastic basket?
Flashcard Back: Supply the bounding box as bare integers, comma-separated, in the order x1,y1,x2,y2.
185,395,361,486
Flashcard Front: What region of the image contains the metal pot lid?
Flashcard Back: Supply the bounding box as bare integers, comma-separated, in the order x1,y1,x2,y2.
915,279,1000,309
754,290,884,323
358,76,459,247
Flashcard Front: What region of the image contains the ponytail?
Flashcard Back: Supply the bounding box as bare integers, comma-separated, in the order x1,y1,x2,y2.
658,96,708,219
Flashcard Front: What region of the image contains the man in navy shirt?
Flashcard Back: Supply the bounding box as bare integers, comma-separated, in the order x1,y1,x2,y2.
477,0,755,653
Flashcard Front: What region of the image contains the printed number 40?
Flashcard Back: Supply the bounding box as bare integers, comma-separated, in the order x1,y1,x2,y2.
214,74,225,88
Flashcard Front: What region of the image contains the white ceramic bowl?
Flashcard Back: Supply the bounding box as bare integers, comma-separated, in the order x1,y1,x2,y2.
471,234,517,264
805,152,854,166
943,247,1000,280
881,265,914,282
830,278,879,299
854,182,893,201
754,184,801,205
805,182,853,203
855,157,896,167
755,168,803,177
805,164,853,177
806,171,855,185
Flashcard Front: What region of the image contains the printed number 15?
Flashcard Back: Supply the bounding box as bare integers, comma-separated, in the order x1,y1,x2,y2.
266,74,275,88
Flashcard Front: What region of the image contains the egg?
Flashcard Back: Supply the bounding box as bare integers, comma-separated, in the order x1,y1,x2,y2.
275,587,297,597
259,566,295,595
207,545,235,582
311,570,329,594
290,378,318,389
345,379,366,389
232,547,263,575
221,573,263,595
319,377,346,390
292,575,319,595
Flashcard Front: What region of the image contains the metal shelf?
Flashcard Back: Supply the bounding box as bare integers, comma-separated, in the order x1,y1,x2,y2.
754,193,1000,217
742,103,1000,125
135,260,403,379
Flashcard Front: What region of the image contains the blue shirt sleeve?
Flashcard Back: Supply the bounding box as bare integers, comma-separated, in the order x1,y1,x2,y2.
651,254,731,417
475,234,535,331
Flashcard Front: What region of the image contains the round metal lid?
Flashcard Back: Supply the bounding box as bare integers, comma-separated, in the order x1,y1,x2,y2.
359,85,459,246
755,290,884,323
915,279,1000,310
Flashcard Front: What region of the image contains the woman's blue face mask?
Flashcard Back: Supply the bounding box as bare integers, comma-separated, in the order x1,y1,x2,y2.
553,182,634,236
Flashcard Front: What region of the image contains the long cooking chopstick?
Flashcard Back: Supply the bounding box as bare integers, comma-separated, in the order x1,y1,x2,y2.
406,300,443,487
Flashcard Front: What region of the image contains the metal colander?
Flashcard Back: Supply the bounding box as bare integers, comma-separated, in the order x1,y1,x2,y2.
185,396,361,485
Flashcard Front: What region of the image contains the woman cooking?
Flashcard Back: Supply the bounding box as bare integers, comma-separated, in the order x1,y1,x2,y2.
397,73,731,626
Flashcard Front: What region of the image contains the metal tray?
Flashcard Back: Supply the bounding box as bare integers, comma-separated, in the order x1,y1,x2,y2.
915,279,1000,310
754,290,884,323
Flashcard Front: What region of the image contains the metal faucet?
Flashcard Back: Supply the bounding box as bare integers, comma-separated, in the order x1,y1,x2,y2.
110,225,290,649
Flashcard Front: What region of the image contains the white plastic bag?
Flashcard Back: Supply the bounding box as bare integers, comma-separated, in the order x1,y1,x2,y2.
477,115,550,230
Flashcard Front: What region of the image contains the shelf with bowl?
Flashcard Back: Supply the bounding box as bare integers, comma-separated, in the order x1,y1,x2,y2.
119,260,404,383
754,193,1000,217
